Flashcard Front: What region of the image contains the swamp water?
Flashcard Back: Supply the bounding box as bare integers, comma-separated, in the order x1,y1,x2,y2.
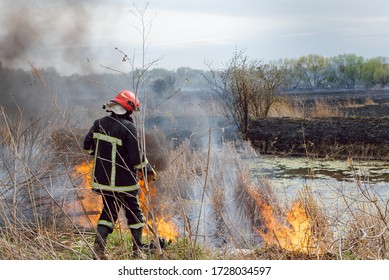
246,155,389,236
247,156,389,199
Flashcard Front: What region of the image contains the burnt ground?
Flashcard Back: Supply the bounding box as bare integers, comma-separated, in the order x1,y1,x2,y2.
143,90,389,160
247,117,389,160
247,90,389,160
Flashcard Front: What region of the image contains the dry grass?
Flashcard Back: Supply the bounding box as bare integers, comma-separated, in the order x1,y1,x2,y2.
269,96,381,119
1,83,389,259
268,98,305,118
1,111,389,259
267,97,344,118
362,97,378,106
156,138,259,258
311,99,344,118
332,168,389,259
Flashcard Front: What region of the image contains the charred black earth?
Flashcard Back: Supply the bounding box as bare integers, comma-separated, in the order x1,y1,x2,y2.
247,117,389,160
247,90,389,160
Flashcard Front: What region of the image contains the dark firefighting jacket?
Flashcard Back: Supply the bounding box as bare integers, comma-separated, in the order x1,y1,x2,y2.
83,113,147,192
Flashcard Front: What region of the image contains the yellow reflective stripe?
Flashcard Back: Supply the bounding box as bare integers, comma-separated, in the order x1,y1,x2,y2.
111,142,117,186
93,133,122,146
129,222,144,229
134,159,148,170
98,220,115,229
93,132,122,186
92,182,140,192
92,139,100,185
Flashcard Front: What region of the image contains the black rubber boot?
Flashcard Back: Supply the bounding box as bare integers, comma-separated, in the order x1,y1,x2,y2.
93,225,110,260
131,228,147,258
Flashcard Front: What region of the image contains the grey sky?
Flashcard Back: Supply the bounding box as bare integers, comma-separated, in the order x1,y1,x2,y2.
1,0,388,75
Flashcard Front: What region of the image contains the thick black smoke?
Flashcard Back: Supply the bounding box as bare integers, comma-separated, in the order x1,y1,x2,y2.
145,130,170,172
0,0,107,118
0,0,94,73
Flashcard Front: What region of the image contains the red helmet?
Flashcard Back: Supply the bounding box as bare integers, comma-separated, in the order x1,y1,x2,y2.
112,90,140,112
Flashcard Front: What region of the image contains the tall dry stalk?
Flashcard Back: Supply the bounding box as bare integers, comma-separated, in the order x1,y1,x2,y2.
297,185,333,257
337,164,389,259
0,103,94,259
156,138,262,258
193,128,212,255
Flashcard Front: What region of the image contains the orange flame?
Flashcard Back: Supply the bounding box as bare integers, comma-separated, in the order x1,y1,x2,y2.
74,160,93,188
139,178,179,241
70,161,102,226
246,185,312,253
71,160,178,241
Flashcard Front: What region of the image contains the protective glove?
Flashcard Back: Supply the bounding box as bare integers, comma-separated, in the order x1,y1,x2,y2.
145,163,157,182
138,163,157,182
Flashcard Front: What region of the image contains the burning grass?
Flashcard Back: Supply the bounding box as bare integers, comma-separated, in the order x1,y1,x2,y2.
1,108,389,259
237,174,331,259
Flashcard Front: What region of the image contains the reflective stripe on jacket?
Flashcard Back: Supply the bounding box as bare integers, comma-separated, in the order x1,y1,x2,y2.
83,113,147,192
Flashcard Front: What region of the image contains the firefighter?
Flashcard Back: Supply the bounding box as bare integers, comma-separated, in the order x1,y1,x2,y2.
83,90,156,260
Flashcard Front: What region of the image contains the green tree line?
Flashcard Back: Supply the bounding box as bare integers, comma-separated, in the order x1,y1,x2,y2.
283,53,389,90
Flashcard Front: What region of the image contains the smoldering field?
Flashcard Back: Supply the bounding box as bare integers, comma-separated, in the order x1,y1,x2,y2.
1,67,389,260
1,0,388,256
0,65,263,259
0,0,113,76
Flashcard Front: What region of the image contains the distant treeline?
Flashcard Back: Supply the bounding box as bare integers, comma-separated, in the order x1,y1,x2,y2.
280,54,389,91
1,53,388,117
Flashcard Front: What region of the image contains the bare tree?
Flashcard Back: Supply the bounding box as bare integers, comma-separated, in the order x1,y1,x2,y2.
205,50,289,139
205,50,259,139
252,62,290,118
